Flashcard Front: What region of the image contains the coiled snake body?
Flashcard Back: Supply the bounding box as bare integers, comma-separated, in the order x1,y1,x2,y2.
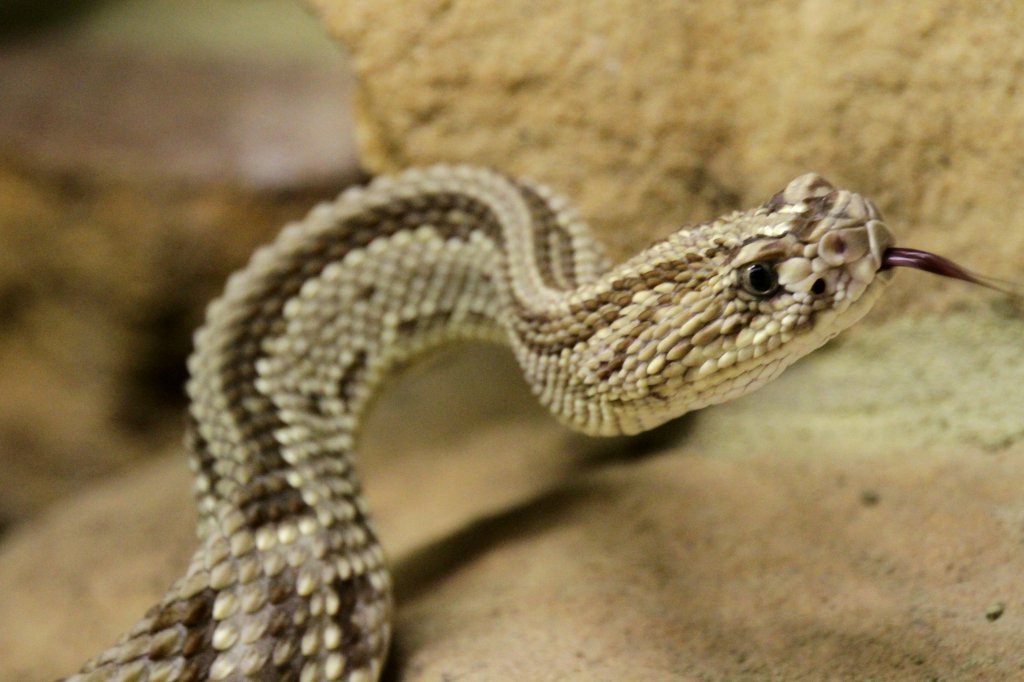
68,166,912,681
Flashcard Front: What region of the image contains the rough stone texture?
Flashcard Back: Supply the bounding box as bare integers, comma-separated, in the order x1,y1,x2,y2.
0,0,357,522
2,315,1023,681
305,0,1024,317
0,452,197,679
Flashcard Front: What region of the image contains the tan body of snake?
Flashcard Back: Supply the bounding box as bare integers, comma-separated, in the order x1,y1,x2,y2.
63,166,1012,681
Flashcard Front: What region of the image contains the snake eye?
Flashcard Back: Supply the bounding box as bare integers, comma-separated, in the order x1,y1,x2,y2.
740,262,779,297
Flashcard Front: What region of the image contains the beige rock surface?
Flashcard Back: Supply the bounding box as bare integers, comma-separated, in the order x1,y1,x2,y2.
306,0,1024,317
2,313,1022,680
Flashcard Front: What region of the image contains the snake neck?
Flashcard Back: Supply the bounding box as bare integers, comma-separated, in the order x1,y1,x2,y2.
186,168,609,496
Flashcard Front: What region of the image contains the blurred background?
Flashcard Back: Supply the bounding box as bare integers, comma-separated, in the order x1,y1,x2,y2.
0,0,361,536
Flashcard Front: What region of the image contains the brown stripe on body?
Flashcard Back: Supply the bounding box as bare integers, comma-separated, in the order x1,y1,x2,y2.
126,566,385,680
336,349,369,405
248,525,385,678
512,180,579,291
329,572,387,676
512,254,709,356
256,568,383,679
186,414,215,491
509,251,725,394
552,226,578,288
120,588,218,681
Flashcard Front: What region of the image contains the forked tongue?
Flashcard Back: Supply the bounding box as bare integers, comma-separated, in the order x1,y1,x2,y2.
882,247,1023,298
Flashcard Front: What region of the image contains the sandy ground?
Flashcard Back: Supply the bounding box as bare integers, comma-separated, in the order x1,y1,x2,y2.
2,308,1021,681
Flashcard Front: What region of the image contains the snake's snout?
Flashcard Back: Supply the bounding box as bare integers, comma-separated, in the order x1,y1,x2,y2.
815,217,894,287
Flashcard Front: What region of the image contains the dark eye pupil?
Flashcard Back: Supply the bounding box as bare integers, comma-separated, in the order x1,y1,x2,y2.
744,263,777,295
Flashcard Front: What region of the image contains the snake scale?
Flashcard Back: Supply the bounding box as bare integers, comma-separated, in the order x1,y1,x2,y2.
62,166,998,681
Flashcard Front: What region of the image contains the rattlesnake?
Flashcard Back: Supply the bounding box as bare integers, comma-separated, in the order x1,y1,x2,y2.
64,167,999,681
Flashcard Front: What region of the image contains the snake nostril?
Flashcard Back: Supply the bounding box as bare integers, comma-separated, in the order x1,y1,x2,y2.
811,278,827,295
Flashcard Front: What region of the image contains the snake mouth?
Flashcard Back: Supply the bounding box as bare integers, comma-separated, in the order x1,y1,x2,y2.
881,247,1022,297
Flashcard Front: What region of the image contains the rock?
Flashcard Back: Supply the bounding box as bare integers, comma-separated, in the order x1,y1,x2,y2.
0,452,195,680
2,316,1022,680
306,0,1024,315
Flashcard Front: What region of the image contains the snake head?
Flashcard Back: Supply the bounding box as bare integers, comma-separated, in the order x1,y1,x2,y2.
735,172,896,326
573,173,901,434
570,173,1016,436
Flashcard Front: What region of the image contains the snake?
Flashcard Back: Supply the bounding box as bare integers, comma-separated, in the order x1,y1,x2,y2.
62,166,1009,681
